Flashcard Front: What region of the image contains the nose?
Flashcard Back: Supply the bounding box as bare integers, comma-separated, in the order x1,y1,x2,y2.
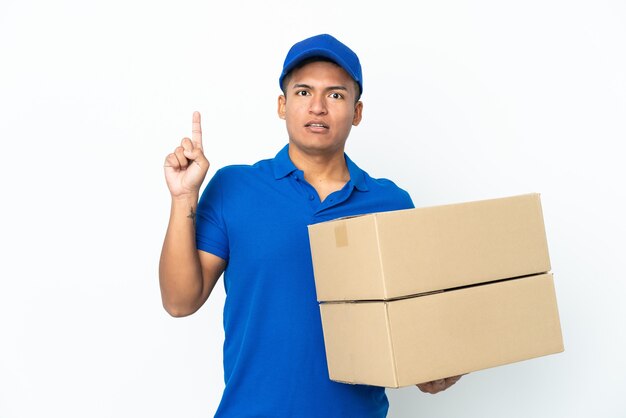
309,94,328,115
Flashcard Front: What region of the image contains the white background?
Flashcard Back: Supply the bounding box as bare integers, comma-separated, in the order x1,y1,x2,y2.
1,0,625,417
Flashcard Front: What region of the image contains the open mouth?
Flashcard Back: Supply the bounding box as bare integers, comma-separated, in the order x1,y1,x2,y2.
305,122,329,129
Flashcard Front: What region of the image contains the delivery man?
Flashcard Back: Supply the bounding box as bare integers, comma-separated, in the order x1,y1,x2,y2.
160,33,462,417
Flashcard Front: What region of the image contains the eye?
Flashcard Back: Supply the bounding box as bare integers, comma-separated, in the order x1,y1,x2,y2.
329,92,344,99
296,90,310,96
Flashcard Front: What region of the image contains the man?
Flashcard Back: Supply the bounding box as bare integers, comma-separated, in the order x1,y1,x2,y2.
160,34,461,417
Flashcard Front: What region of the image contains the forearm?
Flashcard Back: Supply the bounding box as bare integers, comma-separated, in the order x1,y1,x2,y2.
159,194,205,316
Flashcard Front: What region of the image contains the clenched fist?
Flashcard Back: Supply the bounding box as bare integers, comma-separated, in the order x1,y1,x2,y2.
164,111,210,198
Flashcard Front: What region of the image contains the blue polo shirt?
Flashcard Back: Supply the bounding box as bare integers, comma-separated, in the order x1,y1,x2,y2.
196,145,414,418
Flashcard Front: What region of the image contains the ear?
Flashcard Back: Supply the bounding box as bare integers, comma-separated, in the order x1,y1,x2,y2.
277,95,286,120
352,101,363,126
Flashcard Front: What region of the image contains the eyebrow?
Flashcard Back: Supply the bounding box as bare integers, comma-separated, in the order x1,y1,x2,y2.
292,83,349,92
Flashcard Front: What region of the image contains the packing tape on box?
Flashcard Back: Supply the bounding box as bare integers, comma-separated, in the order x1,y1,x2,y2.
335,223,349,247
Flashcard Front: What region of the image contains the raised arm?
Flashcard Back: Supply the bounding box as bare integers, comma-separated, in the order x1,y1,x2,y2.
159,111,227,317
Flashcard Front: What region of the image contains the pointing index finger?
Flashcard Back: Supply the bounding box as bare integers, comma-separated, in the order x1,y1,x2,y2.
192,111,203,149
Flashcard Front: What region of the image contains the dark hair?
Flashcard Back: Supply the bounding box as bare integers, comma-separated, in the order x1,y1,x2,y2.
280,57,362,103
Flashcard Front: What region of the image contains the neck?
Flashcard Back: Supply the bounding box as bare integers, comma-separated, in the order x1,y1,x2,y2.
288,143,350,201
288,143,349,181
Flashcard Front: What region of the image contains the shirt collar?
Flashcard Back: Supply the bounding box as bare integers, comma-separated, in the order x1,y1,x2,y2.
272,144,298,179
272,144,369,192
345,153,369,192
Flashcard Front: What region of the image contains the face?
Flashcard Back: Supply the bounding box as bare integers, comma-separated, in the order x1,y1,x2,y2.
277,61,363,158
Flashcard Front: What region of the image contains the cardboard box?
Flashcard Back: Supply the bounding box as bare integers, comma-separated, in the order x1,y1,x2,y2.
319,273,563,387
307,194,563,387
308,193,551,302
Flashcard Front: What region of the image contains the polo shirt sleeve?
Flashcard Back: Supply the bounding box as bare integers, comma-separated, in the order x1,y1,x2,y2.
195,168,230,261
377,178,416,211
401,189,415,210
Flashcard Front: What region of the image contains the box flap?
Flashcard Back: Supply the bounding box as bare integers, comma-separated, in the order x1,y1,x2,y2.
319,302,398,387
309,215,387,301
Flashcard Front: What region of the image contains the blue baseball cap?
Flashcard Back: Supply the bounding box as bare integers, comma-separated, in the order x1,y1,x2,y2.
279,34,363,97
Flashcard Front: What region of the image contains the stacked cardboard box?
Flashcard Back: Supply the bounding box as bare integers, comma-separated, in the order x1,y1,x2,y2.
307,193,564,388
